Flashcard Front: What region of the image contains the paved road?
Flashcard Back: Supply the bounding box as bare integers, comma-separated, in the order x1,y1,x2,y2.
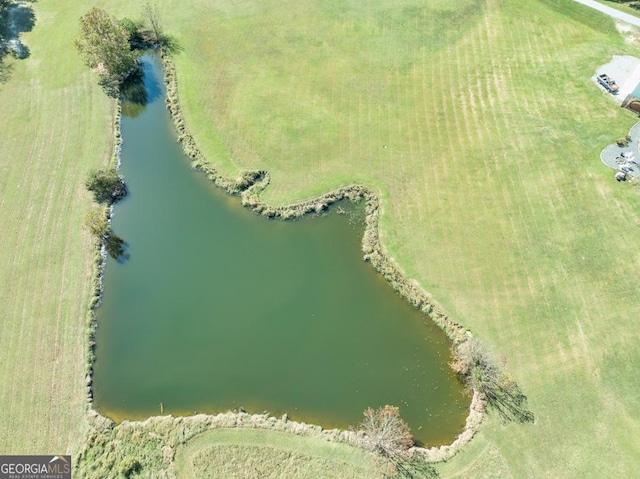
573,0,640,27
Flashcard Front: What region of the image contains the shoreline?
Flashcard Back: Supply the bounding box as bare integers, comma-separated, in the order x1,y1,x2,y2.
78,50,485,470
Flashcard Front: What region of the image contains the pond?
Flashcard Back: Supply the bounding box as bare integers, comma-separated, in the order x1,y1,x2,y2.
92,54,469,445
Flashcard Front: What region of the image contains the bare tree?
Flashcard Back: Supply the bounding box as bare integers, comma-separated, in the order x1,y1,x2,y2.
451,337,534,424
355,405,439,478
359,405,413,456
141,3,162,45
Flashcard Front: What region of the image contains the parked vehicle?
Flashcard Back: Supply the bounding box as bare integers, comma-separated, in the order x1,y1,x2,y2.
597,74,619,94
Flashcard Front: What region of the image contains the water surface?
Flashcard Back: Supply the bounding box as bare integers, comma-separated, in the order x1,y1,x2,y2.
93,54,468,445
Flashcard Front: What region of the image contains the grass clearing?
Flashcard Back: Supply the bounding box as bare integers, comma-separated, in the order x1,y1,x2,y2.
174,429,380,479
2,0,640,477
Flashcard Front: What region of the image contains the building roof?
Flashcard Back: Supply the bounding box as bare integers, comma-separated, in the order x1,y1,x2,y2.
631,81,640,99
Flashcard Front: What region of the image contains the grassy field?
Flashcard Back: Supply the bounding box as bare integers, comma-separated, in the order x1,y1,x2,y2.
174,429,380,479
0,0,114,453
2,0,640,478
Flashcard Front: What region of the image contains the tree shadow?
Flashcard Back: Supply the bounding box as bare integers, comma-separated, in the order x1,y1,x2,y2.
451,337,535,427
116,251,130,264
119,56,162,117
0,1,36,80
0,59,12,83
487,385,535,424
159,34,183,54
382,451,440,479
105,235,130,263
0,2,35,59
485,381,535,425
120,68,149,118
9,3,35,34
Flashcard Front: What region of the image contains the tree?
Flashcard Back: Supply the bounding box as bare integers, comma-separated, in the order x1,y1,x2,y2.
85,208,126,260
139,3,182,53
359,405,413,457
141,3,162,45
85,209,109,238
356,406,438,478
74,7,139,96
451,337,534,424
85,167,126,204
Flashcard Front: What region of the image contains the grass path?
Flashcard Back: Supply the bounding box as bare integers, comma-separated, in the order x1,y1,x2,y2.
174,429,380,479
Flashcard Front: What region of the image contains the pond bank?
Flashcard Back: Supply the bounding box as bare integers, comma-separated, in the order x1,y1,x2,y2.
80,50,486,471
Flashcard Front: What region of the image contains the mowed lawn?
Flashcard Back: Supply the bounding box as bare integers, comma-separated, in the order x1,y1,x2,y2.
0,0,114,453
2,0,640,478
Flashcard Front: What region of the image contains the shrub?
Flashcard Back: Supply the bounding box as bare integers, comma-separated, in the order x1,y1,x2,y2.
119,456,142,478
451,338,534,424
74,7,140,96
616,137,630,147
119,18,144,46
85,168,126,204
358,405,413,456
85,209,109,238
85,208,126,260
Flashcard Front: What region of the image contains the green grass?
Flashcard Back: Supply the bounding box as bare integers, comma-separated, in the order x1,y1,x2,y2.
2,0,640,477
174,429,380,479
0,0,114,453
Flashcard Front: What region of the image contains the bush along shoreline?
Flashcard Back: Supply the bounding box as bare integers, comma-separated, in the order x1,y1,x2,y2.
84,100,123,407
78,48,536,475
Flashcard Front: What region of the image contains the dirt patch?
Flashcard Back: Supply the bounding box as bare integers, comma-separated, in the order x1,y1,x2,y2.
616,21,640,47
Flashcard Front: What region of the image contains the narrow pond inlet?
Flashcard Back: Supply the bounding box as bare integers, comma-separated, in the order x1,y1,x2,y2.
92,54,469,445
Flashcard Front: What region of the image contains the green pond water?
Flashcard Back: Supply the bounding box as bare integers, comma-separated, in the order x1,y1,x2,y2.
93,54,468,445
